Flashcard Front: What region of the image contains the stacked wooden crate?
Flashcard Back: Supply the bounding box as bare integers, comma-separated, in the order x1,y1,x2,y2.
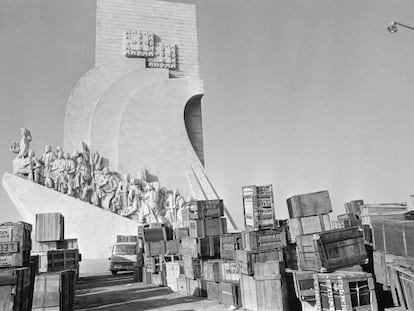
32,213,79,310
0,221,35,311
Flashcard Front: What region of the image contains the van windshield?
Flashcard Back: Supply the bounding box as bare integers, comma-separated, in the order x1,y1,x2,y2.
114,244,137,255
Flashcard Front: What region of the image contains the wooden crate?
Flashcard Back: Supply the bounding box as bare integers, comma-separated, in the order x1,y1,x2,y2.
283,244,298,270
144,255,162,273
151,270,167,287
189,218,227,238
183,257,202,280
0,221,32,268
290,270,316,302
132,266,142,282
175,228,189,240
240,261,289,311
203,260,221,283
207,280,221,301
296,227,367,272
372,219,414,258
36,249,80,273
220,232,242,260
360,203,407,226
142,227,167,242
142,266,152,285
0,265,35,311
289,214,331,243
165,239,180,255
189,199,224,219
235,249,283,275
165,261,184,279
34,239,78,252
176,276,205,297
387,263,414,310
313,271,378,311
220,280,240,307
144,241,166,256
287,190,332,219
242,228,286,251
35,213,64,242
116,235,138,243
32,270,75,311
220,260,240,282
242,185,275,230
180,236,220,259
0,249,31,268
344,200,364,217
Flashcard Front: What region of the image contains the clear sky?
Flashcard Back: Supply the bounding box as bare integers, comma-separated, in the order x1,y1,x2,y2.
1,0,414,227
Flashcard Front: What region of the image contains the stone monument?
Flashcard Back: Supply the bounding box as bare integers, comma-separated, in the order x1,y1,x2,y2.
3,0,236,269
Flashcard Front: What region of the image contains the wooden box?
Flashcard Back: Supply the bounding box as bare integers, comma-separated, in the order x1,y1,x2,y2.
0,248,31,268
32,270,75,311
175,228,189,240
290,214,331,243
190,199,224,219
165,239,180,255
313,271,377,311
207,280,221,301
220,260,240,282
132,266,142,282
242,228,286,251
144,255,161,273
151,270,167,287
220,232,242,260
0,265,35,311
36,249,80,273
290,270,315,302
203,260,221,283
176,276,205,297
142,227,167,242
220,280,241,307
142,266,152,285
243,185,275,230
165,261,184,279
372,219,414,258
0,221,32,268
183,257,202,279
34,239,78,252
116,235,138,243
235,249,283,275
344,200,364,217
180,236,220,259
144,241,166,256
189,218,227,238
360,203,407,225
296,228,367,272
283,244,298,270
240,261,289,311
287,190,332,219
35,213,64,242
387,263,414,310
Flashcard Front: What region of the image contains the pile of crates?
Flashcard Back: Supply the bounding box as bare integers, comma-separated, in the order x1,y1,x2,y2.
0,221,35,311
31,212,79,311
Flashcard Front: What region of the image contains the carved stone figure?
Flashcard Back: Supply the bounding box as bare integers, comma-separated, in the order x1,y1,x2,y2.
26,150,42,184
51,149,66,192
141,182,162,224
93,167,119,209
41,145,56,188
114,174,130,213
74,157,92,199
18,128,32,158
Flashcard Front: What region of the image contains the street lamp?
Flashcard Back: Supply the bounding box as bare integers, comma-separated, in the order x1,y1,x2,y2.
387,21,414,33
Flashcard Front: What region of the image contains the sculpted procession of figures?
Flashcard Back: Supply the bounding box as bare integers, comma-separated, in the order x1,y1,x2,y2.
8,128,191,227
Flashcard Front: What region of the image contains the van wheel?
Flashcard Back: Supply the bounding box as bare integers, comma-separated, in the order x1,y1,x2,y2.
111,270,118,275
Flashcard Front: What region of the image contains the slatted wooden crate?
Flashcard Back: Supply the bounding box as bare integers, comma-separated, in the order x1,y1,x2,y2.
175,228,189,240
132,266,142,282
166,261,184,292
242,228,286,251
235,248,283,275
189,199,224,219
220,260,240,282
372,219,414,258
116,235,138,243
142,227,167,242
220,280,241,307
220,232,242,260
0,265,35,311
287,190,332,219
151,270,167,287
144,255,161,273
313,271,378,311
144,241,166,256
387,263,414,310
296,227,367,272
360,203,407,226
36,249,80,273
242,185,276,230
240,260,289,311
203,260,221,283
32,270,75,311
189,218,227,238
34,239,78,252
142,266,152,285
289,213,331,243
179,236,220,259
290,270,316,302
183,257,202,279
344,200,364,217
0,221,32,268
206,280,221,301
283,244,298,270
165,239,180,255
35,213,64,242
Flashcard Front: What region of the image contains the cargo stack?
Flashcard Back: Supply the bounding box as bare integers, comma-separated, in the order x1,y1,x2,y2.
32,212,79,310
0,221,35,311
141,224,177,287
370,218,414,309
336,200,364,230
